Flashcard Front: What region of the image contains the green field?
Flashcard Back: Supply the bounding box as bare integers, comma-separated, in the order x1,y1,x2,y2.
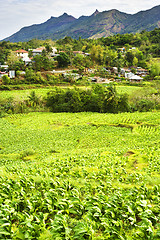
0,111,160,239
0,87,55,101
0,85,143,101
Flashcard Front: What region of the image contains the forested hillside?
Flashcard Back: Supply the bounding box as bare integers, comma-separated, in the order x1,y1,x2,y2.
3,5,160,42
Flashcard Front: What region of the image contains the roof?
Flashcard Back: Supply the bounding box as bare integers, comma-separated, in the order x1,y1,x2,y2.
15,49,28,53
22,57,32,62
73,51,84,54
129,75,143,80
32,47,45,52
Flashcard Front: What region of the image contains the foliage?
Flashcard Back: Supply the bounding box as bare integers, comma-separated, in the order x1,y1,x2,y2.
46,85,130,113
56,52,70,68
149,61,160,77
0,111,160,239
2,75,10,85
32,55,55,71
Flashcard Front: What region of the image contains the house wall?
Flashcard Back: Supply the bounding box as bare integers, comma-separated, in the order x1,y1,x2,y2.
16,52,28,58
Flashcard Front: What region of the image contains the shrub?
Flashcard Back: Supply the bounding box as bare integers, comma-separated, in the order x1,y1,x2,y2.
46,85,130,113
135,99,155,112
0,85,11,90
2,75,10,85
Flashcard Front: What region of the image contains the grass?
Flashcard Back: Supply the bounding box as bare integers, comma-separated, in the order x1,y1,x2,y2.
116,85,143,94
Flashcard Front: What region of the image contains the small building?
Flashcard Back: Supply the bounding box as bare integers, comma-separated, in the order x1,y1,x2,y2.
73,51,85,56
15,49,29,58
112,67,118,74
129,47,136,51
0,71,8,78
50,47,58,57
32,47,46,56
129,75,143,81
136,67,148,77
91,76,110,83
9,70,15,79
0,65,9,70
125,72,143,81
22,57,32,65
121,68,131,76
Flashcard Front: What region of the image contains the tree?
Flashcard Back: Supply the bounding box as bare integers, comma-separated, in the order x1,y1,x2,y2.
45,44,53,54
133,57,138,67
2,75,10,85
28,91,41,107
32,55,54,71
7,51,19,67
149,61,160,77
25,68,36,83
56,52,70,68
32,55,43,71
90,45,105,65
104,47,117,66
125,51,134,66
73,54,85,68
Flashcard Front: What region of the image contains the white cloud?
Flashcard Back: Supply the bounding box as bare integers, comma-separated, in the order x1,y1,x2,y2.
0,0,159,40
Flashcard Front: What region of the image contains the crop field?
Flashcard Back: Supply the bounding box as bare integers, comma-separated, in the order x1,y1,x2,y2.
0,111,160,239
0,87,55,101
116,86,143,95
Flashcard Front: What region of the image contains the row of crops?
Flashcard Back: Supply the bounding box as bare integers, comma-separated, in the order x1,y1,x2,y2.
0,111,160,239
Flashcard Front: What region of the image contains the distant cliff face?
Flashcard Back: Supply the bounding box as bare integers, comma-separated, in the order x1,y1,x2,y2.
3,5,160,42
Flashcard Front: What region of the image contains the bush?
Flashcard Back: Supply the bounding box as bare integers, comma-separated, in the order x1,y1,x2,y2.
2,75,10,85
0,85,11,90
135,99,155,112
46,85,130,113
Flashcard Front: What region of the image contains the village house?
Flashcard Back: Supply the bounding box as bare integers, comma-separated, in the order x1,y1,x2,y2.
50,47,58,57
14,49,31,65
136,67,149,77
32,47,57,57
32,47,46,56
125,72,143,82
15,49,29,58
91,76,110,83
0,71,8,78
73,51,85,56
0,64,9,71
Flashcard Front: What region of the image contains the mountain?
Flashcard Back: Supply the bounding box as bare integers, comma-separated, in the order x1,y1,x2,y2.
4,13,76,42
3,5,160,42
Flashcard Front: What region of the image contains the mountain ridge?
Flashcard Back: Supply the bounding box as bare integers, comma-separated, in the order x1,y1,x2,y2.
3,5,160,42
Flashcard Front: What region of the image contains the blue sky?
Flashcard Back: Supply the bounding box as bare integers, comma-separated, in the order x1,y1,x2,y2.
0,0,160,40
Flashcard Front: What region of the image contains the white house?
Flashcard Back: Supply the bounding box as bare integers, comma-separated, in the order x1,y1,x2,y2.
9,70,15,79
0,65,9,70
22,57,32,65
129,75,143,81
15,49,29,58
125,72,143,81
50,47,57,57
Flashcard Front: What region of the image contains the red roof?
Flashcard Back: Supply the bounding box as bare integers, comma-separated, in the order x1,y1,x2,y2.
15,49,28,53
